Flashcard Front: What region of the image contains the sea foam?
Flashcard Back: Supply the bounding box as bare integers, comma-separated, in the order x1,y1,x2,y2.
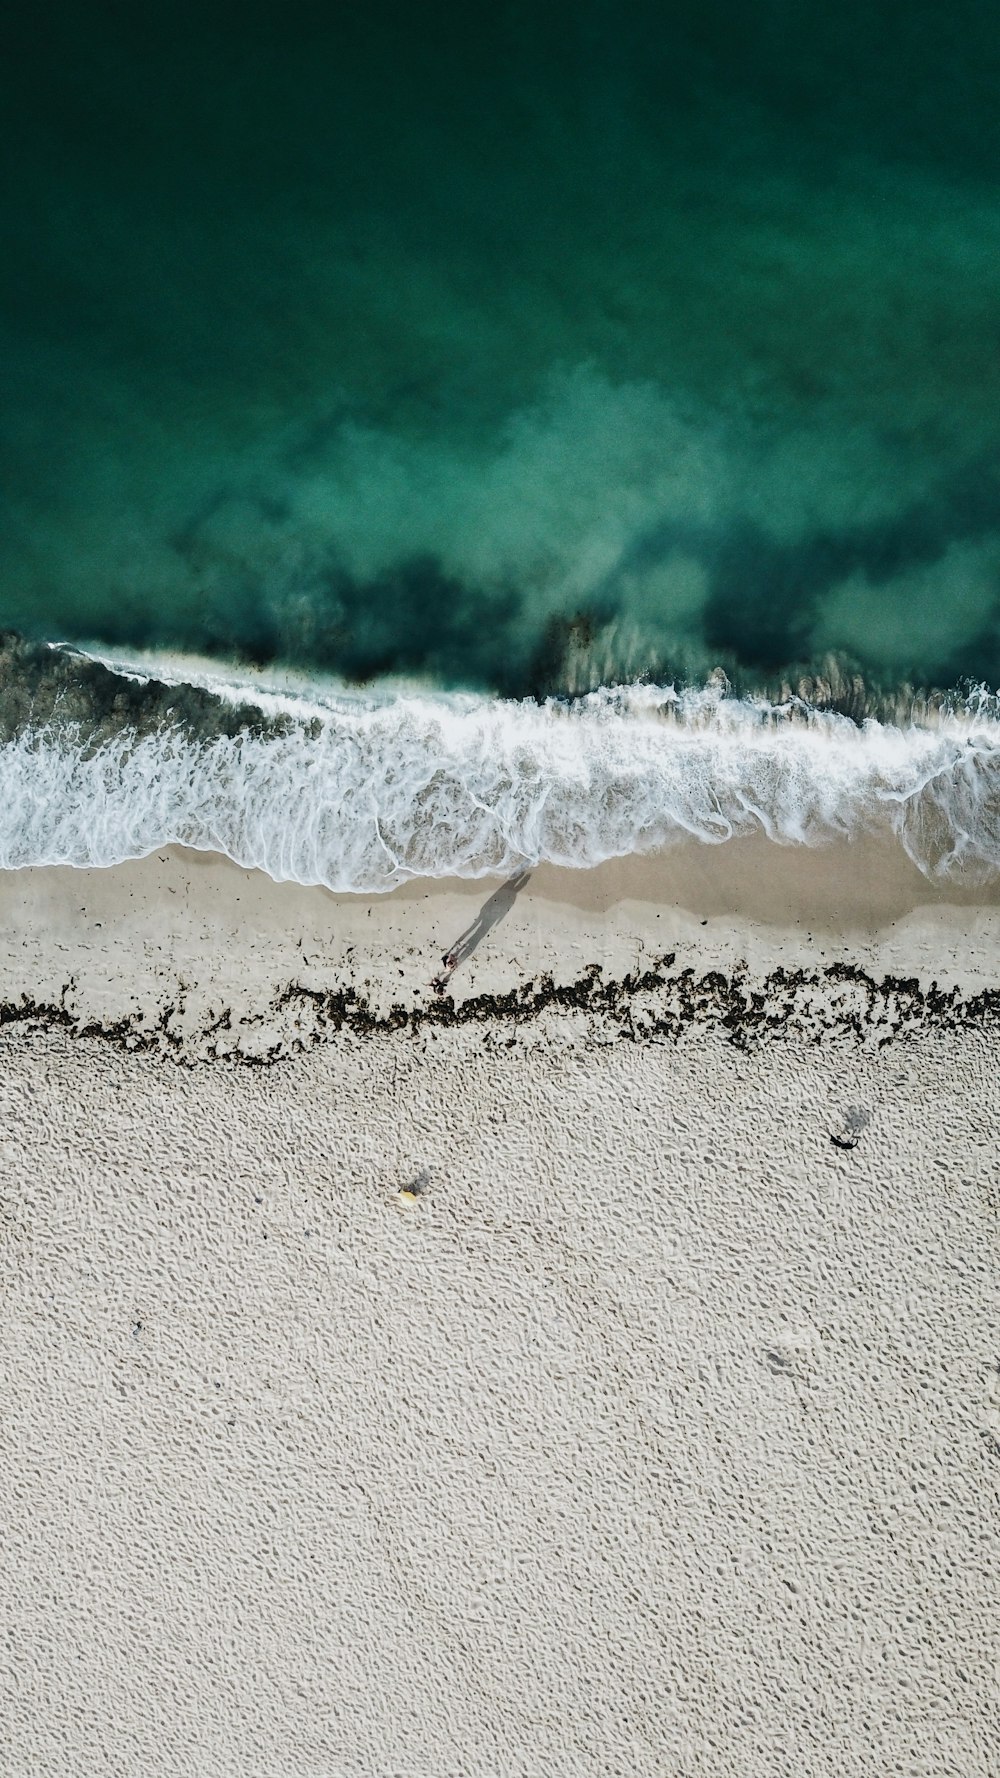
1,655,1000,889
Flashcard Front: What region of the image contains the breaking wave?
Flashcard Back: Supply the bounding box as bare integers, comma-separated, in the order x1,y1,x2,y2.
1,643,1000,888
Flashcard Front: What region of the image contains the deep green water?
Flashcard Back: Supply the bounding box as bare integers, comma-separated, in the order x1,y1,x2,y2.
3,2,999,696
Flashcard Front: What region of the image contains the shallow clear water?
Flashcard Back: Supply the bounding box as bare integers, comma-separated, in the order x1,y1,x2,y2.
3,7,1000,883
3,2,999,695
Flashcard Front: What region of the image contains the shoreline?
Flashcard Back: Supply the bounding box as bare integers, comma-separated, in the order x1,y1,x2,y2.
2,835,1000,1059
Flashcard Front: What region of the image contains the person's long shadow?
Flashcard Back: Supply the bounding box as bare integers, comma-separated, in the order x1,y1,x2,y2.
435,869,532,986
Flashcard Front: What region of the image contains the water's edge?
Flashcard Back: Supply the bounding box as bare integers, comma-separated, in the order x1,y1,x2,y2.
2,638,999,888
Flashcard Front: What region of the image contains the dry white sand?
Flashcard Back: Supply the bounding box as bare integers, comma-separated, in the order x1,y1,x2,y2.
1,842,999,1776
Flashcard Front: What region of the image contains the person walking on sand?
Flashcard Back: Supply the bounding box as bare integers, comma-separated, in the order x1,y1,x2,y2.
431,950,458,995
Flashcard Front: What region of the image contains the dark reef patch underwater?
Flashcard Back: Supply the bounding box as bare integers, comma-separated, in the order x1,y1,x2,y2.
2,3,1000,887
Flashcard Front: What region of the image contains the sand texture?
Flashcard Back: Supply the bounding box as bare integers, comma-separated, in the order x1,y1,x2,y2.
1,845,999,1775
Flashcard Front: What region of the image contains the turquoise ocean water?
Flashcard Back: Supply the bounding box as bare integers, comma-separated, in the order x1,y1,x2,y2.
2,4,1000,885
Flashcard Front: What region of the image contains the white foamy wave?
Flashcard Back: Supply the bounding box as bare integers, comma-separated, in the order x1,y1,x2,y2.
3,682,1000,888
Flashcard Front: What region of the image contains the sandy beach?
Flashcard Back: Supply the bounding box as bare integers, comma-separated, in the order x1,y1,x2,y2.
3,835,1000,1055
2,842,999,1775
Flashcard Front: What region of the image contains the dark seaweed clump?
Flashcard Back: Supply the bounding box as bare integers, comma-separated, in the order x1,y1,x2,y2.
3,957,1000,1069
